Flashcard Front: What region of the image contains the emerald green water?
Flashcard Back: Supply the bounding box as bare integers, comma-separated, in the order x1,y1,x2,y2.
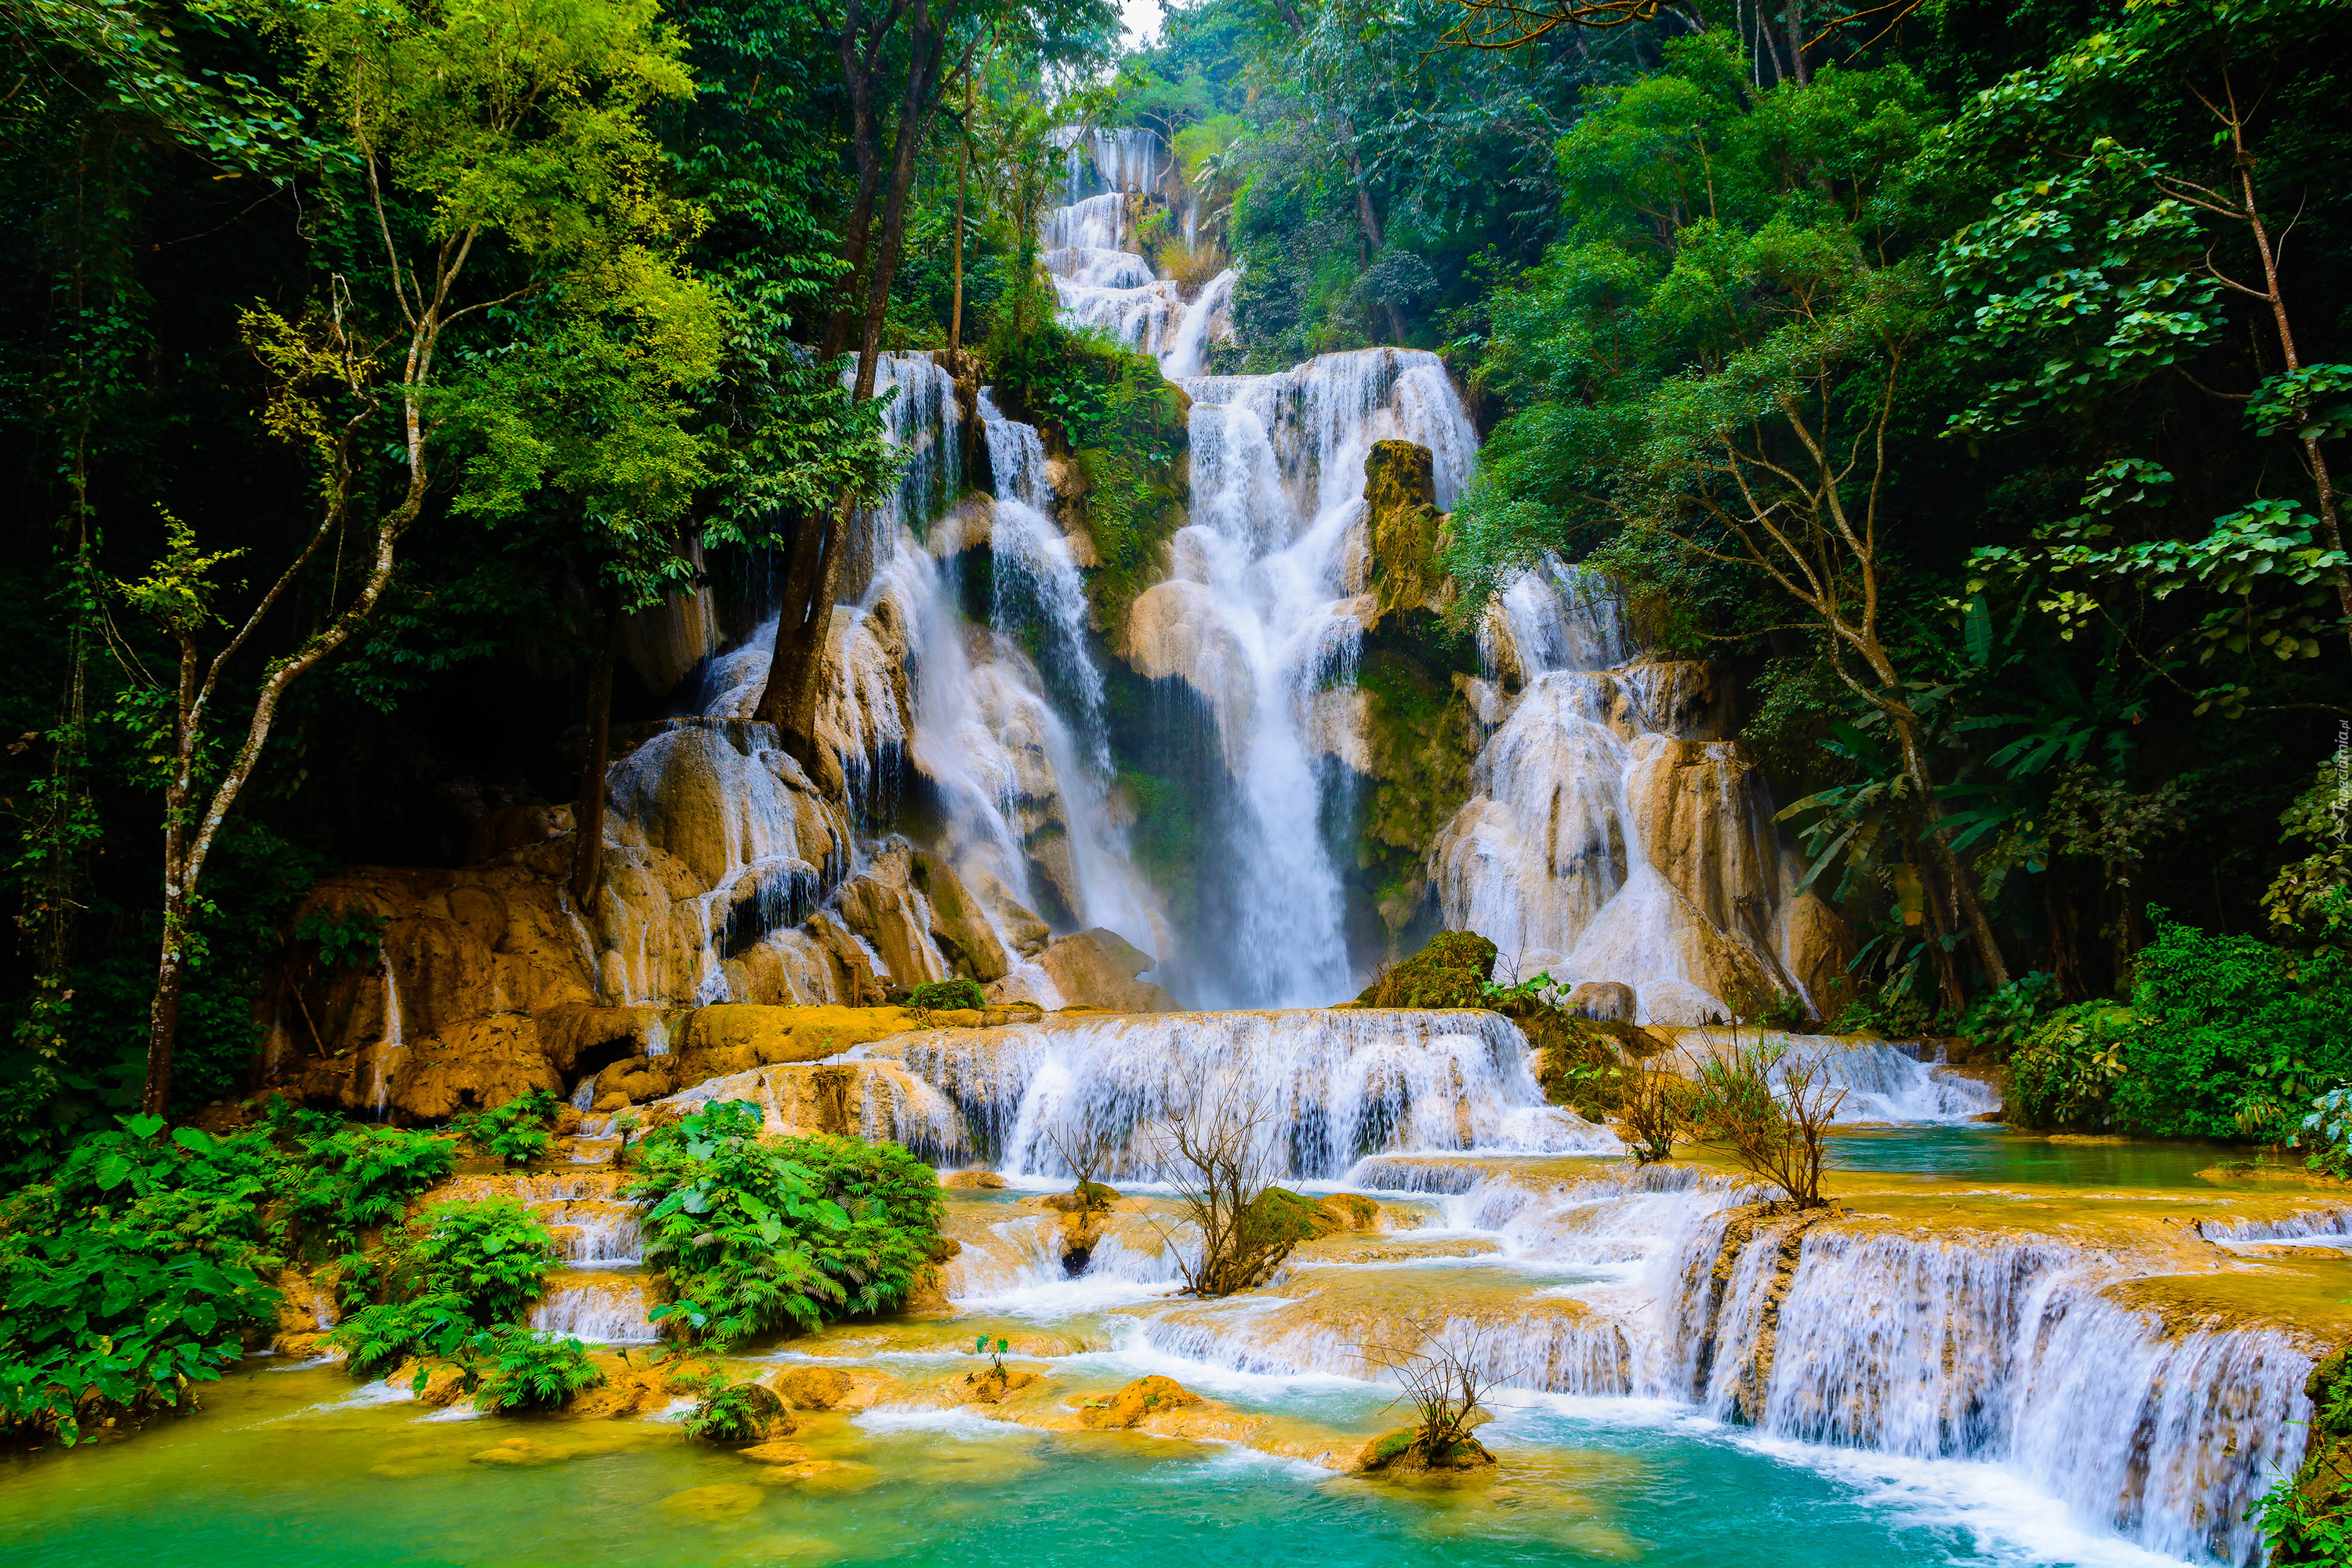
1824,1126,2233,1188
0,1362,2114,1567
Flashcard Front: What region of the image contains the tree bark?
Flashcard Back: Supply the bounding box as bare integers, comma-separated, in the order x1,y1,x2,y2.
752,0,973,757
571,595,620,909
949,70,971,360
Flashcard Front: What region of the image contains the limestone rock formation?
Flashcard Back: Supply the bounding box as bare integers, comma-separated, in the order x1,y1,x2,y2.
1566,981,1636,1022
1079,1374,1197,1429
1037,928,1176,1012
1362,439,1450,630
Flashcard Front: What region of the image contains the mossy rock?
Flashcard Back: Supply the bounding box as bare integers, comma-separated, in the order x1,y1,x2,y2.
1357,931,1498,1009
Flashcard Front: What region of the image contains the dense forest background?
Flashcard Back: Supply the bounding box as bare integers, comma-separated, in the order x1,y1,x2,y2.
3,0,2348,1160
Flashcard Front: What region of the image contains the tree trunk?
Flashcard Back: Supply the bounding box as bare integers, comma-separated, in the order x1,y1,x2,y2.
753,0,967,749
1782,0,1809,85
1335,114,1404,343
949,72,971,360
572,597,620,909
1886,710,2011,991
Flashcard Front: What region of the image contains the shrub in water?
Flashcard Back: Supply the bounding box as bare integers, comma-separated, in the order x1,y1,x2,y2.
473,1330,604,1412
681,1374,789,1443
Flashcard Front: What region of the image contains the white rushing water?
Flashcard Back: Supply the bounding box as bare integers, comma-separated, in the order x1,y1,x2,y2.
894,1008,1619,1180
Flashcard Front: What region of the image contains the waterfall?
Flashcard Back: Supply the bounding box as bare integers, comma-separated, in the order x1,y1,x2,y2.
1432,556,1835,1024
1162,266,1239,379
884,1009,1620,1180
1123,349,1476,1005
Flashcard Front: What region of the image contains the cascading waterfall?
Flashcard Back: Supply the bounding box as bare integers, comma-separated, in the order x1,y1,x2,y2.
1125,350,1477,1005
1430,555,1839,1023
884,1009,1620,1180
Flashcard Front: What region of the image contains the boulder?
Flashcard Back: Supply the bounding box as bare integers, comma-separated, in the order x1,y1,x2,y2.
913,851,1011,982
1309,1192,1384,1238
1566,982,1636,1023
1038,929,1176,1013
942,1170,1008,1190
1078,1374,1197,1430
768,1365,857,1412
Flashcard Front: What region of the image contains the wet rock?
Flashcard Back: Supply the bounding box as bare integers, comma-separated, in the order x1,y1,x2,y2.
1356,1426,1498,1474
1308,1192,1384,1238
1077,1374,1197,1430
956,1367,1040,1405
270,1269,337,1356
1362,440,1450,631
753,1459,880,1491
836,838,952,989
943,1170,1008,1189
1566,982,1636,1022
672,1003,924,1083
661,1483,767,1520
738,1440,815,1465
768,1366,856,1412
1037,929,1176,1013
913,851,1012,983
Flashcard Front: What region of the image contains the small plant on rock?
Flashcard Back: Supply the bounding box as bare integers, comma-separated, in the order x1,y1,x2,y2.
679,1370,789,1443
975,1334,1010,1378
1145,1085,1316,1297
1690,1040,1846,1209
1360,1316,1512,1472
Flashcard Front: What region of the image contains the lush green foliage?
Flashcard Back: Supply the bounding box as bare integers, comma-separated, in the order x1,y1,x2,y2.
472,1331,605,1412
451,1090,565,1167
325,1196,558,1374
0,1116,278,1443
906,978,989,1012
626,1101,944,1346
680,1372,788,1443
2007,920,2352,1136
0,1102,467,1442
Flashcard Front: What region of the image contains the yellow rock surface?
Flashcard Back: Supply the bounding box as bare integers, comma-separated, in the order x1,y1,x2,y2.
662,1483,768,1519
1078,1374,1197,1430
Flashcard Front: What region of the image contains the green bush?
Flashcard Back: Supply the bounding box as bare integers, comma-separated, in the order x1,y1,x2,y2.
324,1197,557,1374
626,1101,945,1347
1831,985,1938,1040
0,1115,281,1444
906,978,987,1012
450,1088,564,1167
2005,919,2352,1138
680,1374,787,1443
2006,1004,2138,1130
1356,930,1497,1008
2299,1087,2352,1180
1959,972,2063,1060
473,1330,604,1412
2114,917,2352,1139
257,1098,456,1263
